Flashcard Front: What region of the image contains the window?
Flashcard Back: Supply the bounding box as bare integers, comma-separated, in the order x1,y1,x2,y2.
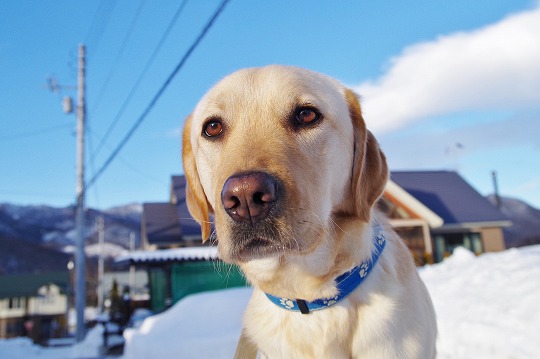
434,232,483,262
8,297,23,309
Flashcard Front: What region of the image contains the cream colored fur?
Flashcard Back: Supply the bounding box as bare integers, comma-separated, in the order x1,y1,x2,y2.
182,65,437,358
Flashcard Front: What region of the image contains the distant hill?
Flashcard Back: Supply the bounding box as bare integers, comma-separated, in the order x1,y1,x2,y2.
0,235,71,275
0,203,142,263
1,195,538,274
486,195,540,247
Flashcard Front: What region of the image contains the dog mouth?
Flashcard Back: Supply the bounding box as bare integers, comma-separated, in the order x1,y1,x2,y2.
234,237,285,262
226,219,296,262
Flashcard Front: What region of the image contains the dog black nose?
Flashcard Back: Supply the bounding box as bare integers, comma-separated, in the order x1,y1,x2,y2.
221,172,278,225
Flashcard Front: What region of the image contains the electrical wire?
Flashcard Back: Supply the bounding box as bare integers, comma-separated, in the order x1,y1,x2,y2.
91,0,147,112
86,0,230,190
90,0,189,160
86,125,101,208
0,123,74,142
87,126,167,189
85,0,118,58
86,0,149,207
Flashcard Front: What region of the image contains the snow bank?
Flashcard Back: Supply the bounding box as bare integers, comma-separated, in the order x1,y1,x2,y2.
123,245,540,359
420,245,540,359
0,325,102,359
2,245,539,358
123,287,251,359
0,337,48,358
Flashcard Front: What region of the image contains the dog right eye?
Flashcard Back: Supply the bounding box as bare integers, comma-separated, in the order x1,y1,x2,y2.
293,106,323,128
202,119,224,138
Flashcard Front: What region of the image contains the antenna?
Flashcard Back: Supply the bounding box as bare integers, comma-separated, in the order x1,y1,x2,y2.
491,171,501,208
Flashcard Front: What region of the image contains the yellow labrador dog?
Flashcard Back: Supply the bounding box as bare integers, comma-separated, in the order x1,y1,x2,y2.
182,66,437,358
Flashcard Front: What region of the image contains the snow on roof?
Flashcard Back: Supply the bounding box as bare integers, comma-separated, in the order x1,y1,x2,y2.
116,246,218,265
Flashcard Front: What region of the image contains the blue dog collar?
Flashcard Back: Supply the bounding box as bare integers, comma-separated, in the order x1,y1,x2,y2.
265,224,386,314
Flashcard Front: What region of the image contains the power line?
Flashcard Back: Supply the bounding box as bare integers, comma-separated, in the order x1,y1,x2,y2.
91,0,189,160
91,0,147,111
85,0,118,57
87,127,168,187
117,156,170,186
86,0,230,190
86,125,101,208
88,0,150,206
0,188,73,200
0,123,73,142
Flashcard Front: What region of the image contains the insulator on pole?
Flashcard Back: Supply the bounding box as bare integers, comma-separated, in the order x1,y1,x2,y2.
63,96,73,114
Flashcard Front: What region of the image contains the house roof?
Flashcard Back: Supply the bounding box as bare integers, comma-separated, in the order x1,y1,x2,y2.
171,176,203,238
116,246,218,265
142,176,201,245
390,171,511,228
142,176,203,246
143,203,183,245
0,271,69,299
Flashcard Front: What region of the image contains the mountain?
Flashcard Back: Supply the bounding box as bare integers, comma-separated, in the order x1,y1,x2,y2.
486,195,540,247
0,203,142,260
0,235,71,275
1,195,538,274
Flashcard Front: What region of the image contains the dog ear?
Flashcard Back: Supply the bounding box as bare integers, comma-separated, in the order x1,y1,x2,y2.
182,115,212,242
345,89,389,222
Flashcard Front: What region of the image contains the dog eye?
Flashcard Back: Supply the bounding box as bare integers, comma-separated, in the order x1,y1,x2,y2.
295,107,321,125
203,119,224,138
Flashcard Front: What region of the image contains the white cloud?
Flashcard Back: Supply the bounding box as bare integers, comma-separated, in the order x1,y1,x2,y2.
164,127,182,138
356,6,540,133
512,176,540,193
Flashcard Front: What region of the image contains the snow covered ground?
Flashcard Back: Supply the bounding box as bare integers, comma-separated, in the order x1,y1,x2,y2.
421,246,540,359
0,323,104,359
1,245,539,358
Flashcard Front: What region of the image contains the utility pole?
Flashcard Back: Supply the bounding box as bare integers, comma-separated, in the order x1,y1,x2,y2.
97,216,105,312
48,44,87,341
74,44,87,342
129,231,135,295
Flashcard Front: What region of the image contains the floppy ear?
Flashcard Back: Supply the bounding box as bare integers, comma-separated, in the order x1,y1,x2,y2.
182,115,212,242
345,89,389,222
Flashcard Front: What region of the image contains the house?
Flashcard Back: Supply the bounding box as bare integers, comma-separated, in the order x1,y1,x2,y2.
382,171,511,264
0,271,69,343
141,176,202,249
116,247,246,313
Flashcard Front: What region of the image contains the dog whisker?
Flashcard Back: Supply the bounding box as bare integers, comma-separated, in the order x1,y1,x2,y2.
328,217,349,236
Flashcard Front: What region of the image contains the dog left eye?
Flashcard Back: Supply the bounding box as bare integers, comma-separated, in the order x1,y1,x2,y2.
295,107,321,125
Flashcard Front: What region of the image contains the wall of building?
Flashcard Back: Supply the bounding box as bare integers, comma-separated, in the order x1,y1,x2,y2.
481,227,506,252
0,317,23,338
0,297,26,319
28,285,67,316
0,284,67,340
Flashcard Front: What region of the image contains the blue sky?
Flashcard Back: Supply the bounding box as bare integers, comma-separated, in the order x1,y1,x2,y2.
1,0,539,209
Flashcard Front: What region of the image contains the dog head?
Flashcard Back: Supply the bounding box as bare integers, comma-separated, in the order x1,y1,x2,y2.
182,66,387,287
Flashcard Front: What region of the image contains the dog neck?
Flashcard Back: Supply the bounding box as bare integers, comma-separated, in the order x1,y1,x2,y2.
263,222,386,314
